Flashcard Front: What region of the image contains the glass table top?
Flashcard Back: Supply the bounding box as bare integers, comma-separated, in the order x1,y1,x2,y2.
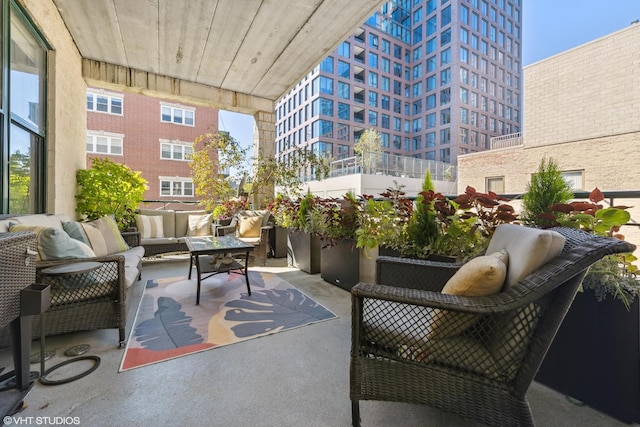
185,235,254,252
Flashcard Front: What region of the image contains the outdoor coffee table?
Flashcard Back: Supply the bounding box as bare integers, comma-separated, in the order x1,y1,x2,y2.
185,236,254,305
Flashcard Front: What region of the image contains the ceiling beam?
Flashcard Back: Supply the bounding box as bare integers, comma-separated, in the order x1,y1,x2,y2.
81,58,274,115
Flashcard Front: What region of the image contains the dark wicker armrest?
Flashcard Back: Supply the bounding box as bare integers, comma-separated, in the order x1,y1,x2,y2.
121,230,141,247
36,255,126,305
375,255,463,291
352,282,528,315
216,224,236,236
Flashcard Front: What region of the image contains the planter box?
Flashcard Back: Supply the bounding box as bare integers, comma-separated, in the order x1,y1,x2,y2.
321,239,359,291
269,226,288,258
287,230,321,274
359,246,402,284
536,287,640,423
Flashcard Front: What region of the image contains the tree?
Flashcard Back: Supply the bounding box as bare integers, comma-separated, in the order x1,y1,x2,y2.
76,158,148,230
521,157,574,227
190,129,330,209
354,129,383,173
189,130,248,211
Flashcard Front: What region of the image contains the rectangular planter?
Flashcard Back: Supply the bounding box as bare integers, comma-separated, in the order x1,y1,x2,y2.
359,246,402,284
269,226,288,258
536,288,640,423
321,239,359,291
287,229,321,274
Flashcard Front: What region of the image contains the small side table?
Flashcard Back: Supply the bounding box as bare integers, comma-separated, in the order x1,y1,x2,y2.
38,262,102,385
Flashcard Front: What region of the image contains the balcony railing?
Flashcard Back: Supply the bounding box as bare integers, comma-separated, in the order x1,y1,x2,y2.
490,132,523,149
328,151,456,181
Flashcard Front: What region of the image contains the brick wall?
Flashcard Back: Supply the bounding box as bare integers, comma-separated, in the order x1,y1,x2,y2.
87,91,218,207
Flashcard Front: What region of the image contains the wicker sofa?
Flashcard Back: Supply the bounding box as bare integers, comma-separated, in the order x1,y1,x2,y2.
0,214,144,347
135,208,214,257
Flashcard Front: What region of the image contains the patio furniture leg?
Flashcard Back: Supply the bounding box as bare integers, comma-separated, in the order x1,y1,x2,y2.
352,400,360,427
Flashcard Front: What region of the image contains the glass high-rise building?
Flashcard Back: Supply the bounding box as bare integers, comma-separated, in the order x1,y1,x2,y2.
275,0,522,170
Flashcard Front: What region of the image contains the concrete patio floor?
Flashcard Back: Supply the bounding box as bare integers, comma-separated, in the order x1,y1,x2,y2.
0,256,635,426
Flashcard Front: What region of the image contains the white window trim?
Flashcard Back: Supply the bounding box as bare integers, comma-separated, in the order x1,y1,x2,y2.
86,131,124,156
159,139,193,161
87,89,124,115
159,177,194,197
561,170,584,191
159,102,196,127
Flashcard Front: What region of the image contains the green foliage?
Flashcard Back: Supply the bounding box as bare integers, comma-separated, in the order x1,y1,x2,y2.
9,151,31,214
307,193,360,243
190,130,247,211
521,157,574,227
76,158,148,230
212,199,250,221
190,130,329,209
355,129,383,173
405,171,439,256
403,185,518,260
548,187,639,309
355,183,413,253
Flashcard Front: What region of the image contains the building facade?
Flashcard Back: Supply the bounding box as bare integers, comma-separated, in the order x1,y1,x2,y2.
86,88,219,210
275,0,522,171
457,23,640,246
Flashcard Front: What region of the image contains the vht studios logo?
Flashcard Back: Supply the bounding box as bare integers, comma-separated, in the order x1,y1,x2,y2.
3,416,80,425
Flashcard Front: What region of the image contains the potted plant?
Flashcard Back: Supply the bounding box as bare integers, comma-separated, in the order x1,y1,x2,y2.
535,187,640,423
355,184,413,282
307,193,361,290
270,192,322,274
400,184,517,262
76,157,148,230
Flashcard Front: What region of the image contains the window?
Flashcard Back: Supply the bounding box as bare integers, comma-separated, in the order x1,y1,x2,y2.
87,91,123,115
161,104,195,126
160,178,194,197
426,37,437,54
320,56,333,73
440,108,451,124
338,41,350,58
440,48,451,65
160,140,193,161
441,5,452,27
6,4,49,213
338,60,350,78
338,82,350,99
368,52,378,69
486,177,504,194
86,132,123,155
561,171,584,190
338,103,350,120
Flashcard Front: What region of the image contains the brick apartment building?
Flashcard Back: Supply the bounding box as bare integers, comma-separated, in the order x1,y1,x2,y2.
86,87,219,210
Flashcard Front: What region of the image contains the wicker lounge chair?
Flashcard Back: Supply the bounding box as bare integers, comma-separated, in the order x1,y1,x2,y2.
350,227,635,426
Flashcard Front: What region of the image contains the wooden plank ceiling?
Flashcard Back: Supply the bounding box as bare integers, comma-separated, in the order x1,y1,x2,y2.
53,0,384,103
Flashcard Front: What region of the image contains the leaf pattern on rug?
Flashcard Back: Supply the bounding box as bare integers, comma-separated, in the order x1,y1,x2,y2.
224,288,335,337
134,296,204,350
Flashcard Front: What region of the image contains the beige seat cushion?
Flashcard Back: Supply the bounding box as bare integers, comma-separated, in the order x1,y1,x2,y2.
486,224,565,289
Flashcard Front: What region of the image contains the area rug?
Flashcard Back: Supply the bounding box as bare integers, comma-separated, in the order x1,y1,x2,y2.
119,270,337,371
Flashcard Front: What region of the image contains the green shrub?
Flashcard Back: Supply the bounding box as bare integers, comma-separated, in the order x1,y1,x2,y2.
76,158,147,230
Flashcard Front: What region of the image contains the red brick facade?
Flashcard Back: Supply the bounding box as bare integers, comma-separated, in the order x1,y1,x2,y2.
86,88,218,210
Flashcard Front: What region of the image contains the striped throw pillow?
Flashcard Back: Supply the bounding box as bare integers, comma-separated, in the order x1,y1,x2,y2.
136,215,164,239
81,216,129,256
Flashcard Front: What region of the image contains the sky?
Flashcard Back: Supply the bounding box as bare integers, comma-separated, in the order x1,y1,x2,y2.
219,0,640,150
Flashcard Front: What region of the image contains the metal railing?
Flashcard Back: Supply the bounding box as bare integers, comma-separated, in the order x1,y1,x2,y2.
490,132,523,150
328,151,457,181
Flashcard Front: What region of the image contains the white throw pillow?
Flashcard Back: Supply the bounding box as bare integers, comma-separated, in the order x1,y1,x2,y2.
486,224,565,289
187,214,212,236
